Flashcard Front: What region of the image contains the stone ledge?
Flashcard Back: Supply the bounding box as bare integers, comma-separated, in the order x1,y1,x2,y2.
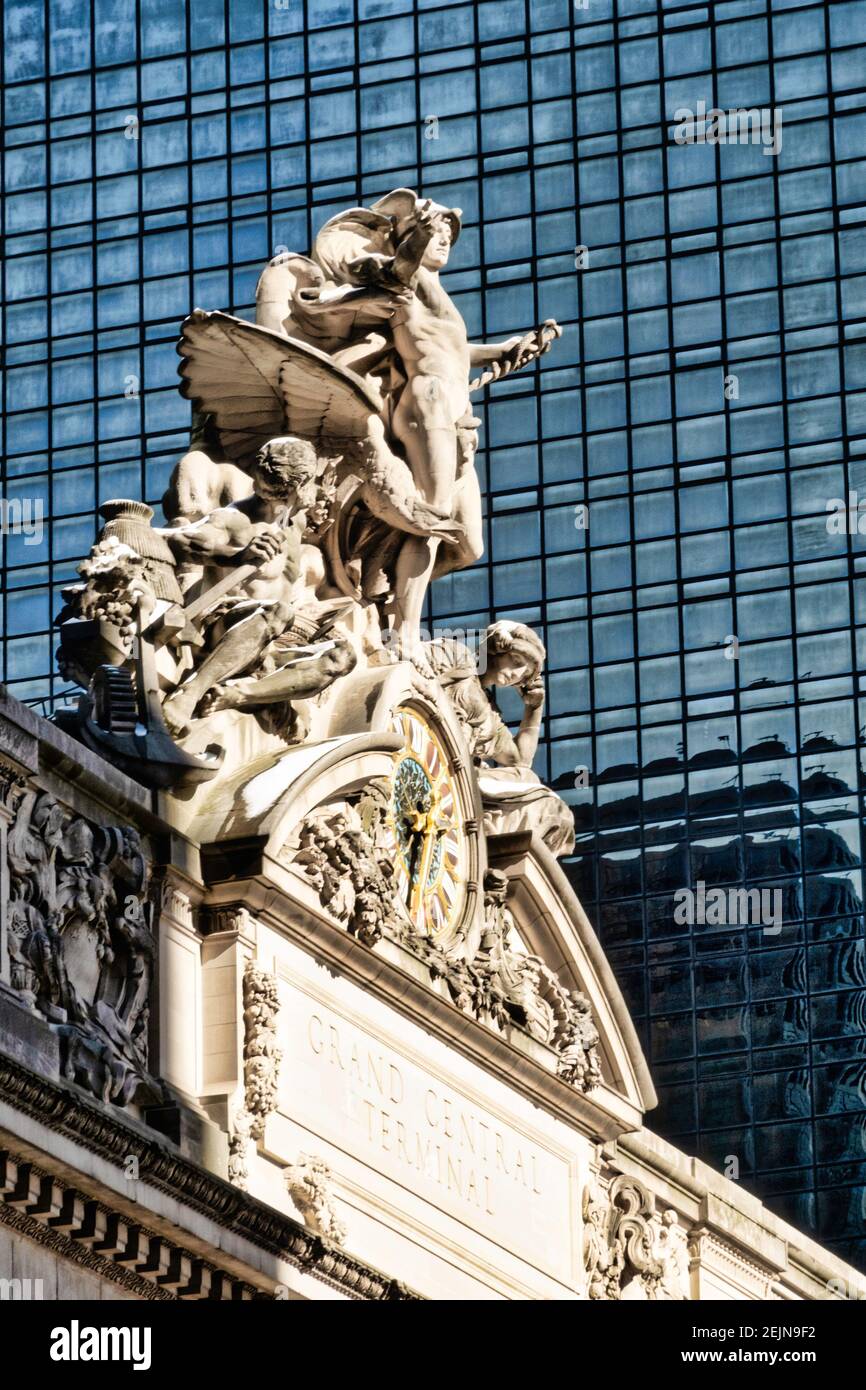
0,1047,421,1301
616,1126,866,1297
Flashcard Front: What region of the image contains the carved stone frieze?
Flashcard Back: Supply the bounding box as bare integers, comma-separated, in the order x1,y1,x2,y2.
284,1153,347,1247
5,787,161,1107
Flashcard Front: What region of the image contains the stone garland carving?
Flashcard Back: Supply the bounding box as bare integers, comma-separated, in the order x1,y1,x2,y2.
290,801,601,1093
242,961,282,1135
227,1108,255,1190
292,785,396,948
583,1176,690,1301
283,1153,347,1247
230,960,282,1189
5,787,161,1107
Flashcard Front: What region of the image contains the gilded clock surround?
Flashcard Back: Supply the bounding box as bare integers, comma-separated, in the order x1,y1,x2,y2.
385,704,472,939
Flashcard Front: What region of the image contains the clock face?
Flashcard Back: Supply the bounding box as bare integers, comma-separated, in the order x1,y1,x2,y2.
385,706,466,937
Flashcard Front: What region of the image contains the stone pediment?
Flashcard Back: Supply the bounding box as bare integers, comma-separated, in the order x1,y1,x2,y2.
487,832,657,1117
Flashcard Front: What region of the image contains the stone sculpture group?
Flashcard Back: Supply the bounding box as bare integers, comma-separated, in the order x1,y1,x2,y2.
57,189,563,799
46,189,596,1123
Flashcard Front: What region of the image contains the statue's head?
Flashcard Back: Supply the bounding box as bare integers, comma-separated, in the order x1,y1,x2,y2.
480,621,546,690
371,188,462,271
421,215,454,271
254,436,318,506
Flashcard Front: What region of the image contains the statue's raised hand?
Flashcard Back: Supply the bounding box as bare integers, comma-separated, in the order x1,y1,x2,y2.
520,677,546,712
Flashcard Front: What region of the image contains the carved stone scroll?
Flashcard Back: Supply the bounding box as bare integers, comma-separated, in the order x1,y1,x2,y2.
582,1175,690,1300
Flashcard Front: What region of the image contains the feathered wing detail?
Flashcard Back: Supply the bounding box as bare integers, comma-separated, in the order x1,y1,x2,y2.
278,348,380,442
176,309,383,461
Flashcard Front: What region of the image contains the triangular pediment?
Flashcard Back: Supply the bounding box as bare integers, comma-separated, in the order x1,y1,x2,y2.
487,831,657,1117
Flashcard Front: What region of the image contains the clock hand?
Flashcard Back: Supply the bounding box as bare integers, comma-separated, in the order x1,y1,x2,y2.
410,791,442,928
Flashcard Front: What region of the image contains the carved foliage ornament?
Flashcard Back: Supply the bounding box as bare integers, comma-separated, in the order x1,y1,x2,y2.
5,788,160,1107
242,960,282,1139
290,797,602,1093
291,785,397,948
228,959,283,1189
229,960,282,1189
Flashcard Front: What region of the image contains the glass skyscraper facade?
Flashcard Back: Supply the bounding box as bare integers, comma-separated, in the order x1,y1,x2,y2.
2,0,865,1267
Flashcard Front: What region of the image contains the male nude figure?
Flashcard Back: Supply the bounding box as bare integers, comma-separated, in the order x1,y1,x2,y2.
352,194,557,653
162,437,353,733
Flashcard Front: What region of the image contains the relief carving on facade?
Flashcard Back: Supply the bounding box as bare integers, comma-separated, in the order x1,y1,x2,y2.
292,785,396,947
230,960,282,1189
290,801,601,1093
582,1175,690,1301
5,788,160,1107
283,1153,347,1247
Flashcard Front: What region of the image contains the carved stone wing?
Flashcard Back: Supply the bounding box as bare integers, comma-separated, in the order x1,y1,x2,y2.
177,309,383,461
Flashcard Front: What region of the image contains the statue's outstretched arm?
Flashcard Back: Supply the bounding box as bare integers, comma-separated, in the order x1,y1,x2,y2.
469,320,562,391
469,338,522,366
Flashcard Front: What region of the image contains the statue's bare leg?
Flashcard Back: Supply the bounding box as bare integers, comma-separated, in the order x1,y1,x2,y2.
432,469,483,579
162,609,275,733
203,643,357,711
391,377,459,653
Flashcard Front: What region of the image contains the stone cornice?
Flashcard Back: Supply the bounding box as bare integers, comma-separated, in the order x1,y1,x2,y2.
0,1148,251,1300
0,1051,420,1301
612,1127,866,1298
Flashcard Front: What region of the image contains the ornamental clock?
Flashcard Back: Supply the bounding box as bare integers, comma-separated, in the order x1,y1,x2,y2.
384,706,468,937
